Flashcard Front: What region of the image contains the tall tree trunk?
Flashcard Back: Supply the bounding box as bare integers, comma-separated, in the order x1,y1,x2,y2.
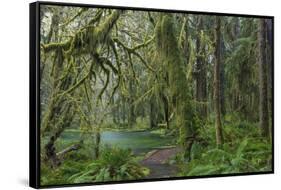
266,19,273,122
155,15,197,160
258,19,270,139
220,38,226,116
214,17,224,146
40,10,60,83
195,16,207,118
184,15,190,66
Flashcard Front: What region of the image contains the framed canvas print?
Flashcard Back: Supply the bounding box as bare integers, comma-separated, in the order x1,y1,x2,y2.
30,1,274,188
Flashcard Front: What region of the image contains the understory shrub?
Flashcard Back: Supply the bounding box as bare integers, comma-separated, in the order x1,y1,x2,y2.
68,147,149,183
40,149,92,185
180,138,272,176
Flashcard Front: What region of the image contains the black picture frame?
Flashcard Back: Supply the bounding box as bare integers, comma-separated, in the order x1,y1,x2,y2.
30,1,274,188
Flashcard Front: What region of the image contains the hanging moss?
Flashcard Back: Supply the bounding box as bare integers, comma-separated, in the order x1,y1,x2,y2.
41,10,124,168
43,10,122,58
112,37,155,72
155,14,198,160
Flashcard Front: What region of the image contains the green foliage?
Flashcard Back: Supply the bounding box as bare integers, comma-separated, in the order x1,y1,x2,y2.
150,128,167,136
179,122,272,176
68,147,149,183
197,113,260,145
224,19,260,121
100,122,116,129
40,6,272,183
155,14,199,160
133,116,149,129
225,36,258,93
224,120,260,142
182,143,268,176
40,149,92,185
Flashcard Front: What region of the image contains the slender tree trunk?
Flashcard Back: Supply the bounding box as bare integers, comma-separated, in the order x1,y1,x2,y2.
258,19,270,139
266,19,273,122
184,15,190,66
121,96,126,124
94,130,101,159
220,38,226,116
116,98,121,124
161,94,170,129
214,17,224,146
195,16,207,118
112,96,117,124
128,80,136,127
149,98,157,128
40,11,60,83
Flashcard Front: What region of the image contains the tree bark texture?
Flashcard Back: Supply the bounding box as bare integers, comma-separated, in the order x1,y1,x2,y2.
214,17,224,146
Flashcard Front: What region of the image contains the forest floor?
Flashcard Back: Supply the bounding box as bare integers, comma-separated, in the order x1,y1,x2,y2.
60,129,181,178
141,147,181,178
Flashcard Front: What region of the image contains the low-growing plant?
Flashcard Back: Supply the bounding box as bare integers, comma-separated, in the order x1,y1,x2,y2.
180,138,272,176
68,147,149,183
40,147,94,186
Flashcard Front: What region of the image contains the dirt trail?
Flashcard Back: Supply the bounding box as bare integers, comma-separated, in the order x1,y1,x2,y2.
141,147,181,178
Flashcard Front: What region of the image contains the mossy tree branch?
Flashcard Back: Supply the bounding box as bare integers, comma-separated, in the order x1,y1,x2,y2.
113,37,155,72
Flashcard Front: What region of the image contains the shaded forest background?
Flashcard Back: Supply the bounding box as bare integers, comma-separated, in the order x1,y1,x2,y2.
39,5,273,186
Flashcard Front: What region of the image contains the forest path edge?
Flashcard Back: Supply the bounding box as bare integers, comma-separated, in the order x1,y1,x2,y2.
140,147,181,178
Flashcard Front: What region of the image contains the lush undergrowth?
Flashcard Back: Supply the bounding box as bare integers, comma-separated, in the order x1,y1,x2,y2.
41,114,272,186
39,5,273,185
69,147,149,183
41,148,92,185
177,115,272,176
41,147,149,186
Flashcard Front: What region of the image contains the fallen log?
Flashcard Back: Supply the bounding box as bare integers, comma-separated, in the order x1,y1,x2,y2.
56,143,82,159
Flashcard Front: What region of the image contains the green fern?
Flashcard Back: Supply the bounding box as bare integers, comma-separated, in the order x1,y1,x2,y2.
181,137,271,176
68,147,149,183
188,165,220,176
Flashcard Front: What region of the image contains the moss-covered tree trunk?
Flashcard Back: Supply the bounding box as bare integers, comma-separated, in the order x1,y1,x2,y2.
214,17,224,146
42,49,77,167
41,10,122,167
155,14,197,160
258,19,270,139
195,16,207,118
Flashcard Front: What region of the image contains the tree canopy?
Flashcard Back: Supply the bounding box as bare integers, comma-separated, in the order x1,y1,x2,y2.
39,5,273,186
